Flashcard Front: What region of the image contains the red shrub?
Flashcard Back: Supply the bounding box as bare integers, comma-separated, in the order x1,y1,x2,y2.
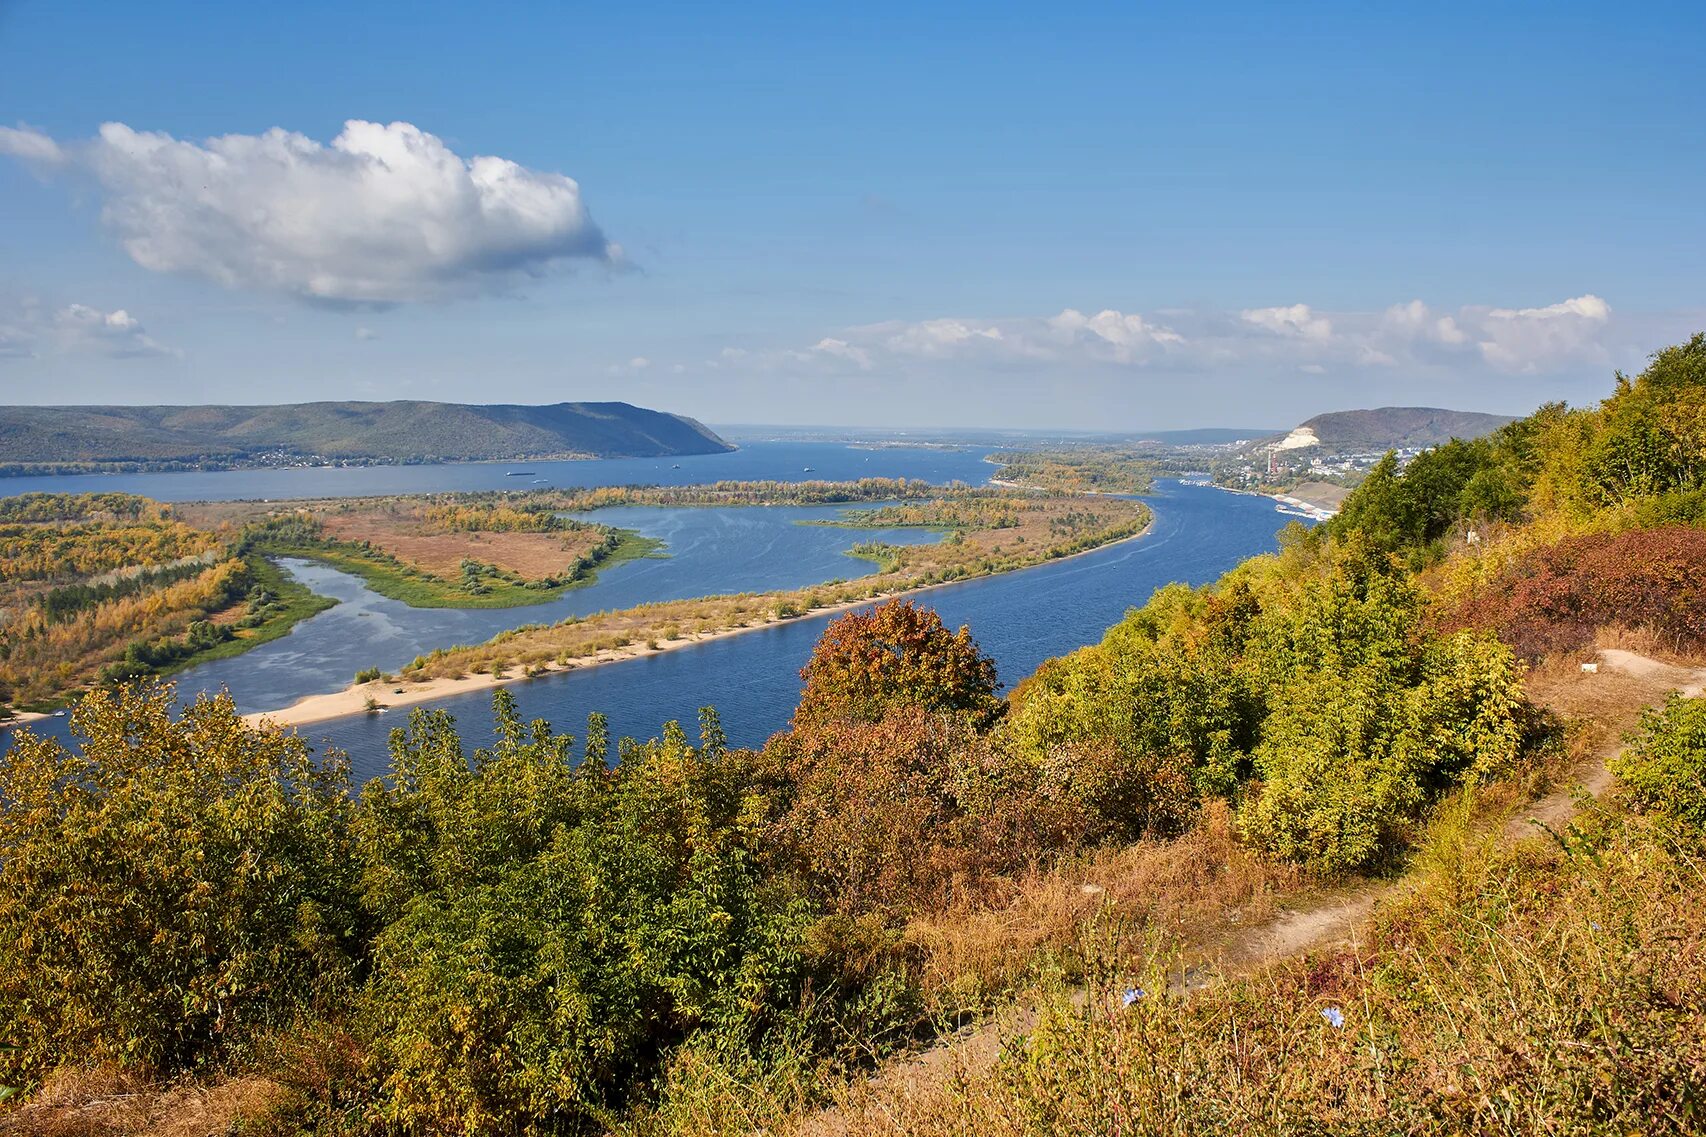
1447,526,1706,660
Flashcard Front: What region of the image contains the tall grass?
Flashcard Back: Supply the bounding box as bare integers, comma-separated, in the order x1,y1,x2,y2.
787,802,1705,1136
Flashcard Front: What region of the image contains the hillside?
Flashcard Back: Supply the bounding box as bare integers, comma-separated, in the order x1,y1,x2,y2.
1265,406,1515,452
0,400,733,468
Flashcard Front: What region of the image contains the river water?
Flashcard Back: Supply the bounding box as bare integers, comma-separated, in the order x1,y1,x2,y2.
3,445,1304,780
290,478,1296,781
0,441,995,502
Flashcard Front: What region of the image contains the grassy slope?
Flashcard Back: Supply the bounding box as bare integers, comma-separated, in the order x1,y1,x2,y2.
634,648,1706,1136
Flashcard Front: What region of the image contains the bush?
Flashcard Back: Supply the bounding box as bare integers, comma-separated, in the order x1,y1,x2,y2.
1449,525,1706,660
354,666,383,684
1613,694,1706,830
354,696,819,1132
1242,562,1527,873
0,684,360,1082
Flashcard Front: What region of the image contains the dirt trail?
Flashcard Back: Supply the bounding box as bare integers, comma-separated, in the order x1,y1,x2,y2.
1510,649,1706,838
803,649,1706,1134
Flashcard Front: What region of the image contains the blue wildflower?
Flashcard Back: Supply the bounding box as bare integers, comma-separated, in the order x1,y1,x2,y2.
1122,987,1145,1006
1321,1006,1345,1028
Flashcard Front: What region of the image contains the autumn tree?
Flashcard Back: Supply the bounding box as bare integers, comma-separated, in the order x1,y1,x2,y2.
0,683,360,1082
794,599,1001,730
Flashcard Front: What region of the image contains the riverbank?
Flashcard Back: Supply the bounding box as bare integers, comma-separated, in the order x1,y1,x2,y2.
243,514,1156,732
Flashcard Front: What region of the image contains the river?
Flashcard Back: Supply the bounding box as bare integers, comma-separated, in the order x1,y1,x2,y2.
0,441,995,502
284,479,1298,781
2,445,1305,780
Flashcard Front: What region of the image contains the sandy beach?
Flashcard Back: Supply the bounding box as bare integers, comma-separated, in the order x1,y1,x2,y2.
242,518,1155,732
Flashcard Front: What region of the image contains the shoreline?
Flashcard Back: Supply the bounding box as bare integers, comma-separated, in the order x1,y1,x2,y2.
241,515,1157,733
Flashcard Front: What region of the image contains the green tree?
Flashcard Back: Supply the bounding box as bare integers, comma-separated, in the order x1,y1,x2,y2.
1587,333,1706,504
357,693,814,1133
0,683,359,1082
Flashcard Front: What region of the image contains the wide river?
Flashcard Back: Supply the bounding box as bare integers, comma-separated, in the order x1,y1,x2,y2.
3,443,1305,780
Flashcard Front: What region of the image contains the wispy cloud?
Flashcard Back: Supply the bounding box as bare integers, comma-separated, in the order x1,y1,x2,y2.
717,294,1615,378
0,299,177,359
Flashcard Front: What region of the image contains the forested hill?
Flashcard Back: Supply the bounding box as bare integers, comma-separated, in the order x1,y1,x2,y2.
0,400,734,468
1274,406,1515,451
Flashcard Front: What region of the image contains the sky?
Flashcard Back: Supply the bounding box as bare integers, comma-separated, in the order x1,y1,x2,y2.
1,1,1702,431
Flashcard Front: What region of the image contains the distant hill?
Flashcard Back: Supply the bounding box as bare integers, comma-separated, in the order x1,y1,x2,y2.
1264,407,1516,453
0,400,733,468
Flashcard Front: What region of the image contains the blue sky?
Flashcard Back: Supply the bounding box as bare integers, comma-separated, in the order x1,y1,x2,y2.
1,0,1702,429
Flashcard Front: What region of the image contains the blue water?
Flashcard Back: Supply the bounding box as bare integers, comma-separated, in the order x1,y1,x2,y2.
0,441,994,502
298,480,1297,782
183,504,940,711
2,444,1304,778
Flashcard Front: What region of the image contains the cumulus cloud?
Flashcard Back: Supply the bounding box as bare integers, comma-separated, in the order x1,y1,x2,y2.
0,120,617,305
0,299,176,359
731,294,1617,379
1476,294,1612,372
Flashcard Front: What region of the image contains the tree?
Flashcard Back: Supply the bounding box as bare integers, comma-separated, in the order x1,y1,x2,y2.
0,683,360,1081
1587,333,1706,504
794,599,1001,730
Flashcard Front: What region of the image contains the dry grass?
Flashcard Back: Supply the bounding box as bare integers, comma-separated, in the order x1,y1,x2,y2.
903,803,1300,1013
1523,636,1706,768
771,804,1706,1137
0,1066,286,1137
318,511,604,580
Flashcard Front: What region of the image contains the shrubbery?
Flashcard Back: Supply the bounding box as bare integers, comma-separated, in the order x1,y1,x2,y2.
1613,694,1706,830
0,686,360,1077
1005,539,1533,873
1448,525,1706,659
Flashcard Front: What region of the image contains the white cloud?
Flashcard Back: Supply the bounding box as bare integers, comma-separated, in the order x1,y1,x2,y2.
0,299,176,359
1476,294,1612,372
730,294,1619,379
0,120,617,305
0,124,68,170
1381,298,1467,346
1241,303,1334,342
355,326,378,341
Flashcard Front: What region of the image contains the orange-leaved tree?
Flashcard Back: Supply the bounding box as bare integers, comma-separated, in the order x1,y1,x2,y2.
793,599,1001,730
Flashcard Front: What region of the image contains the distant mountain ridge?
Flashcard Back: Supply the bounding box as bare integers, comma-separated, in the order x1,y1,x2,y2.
1264,406,1516,452
0,400,734,468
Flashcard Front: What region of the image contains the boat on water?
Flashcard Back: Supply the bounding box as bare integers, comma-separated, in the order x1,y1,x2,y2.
506,471,534,476
802,466,815,472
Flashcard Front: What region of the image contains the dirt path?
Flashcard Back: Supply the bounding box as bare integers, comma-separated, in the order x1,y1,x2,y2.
803,648,1706,1135
1509,649,1706,838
